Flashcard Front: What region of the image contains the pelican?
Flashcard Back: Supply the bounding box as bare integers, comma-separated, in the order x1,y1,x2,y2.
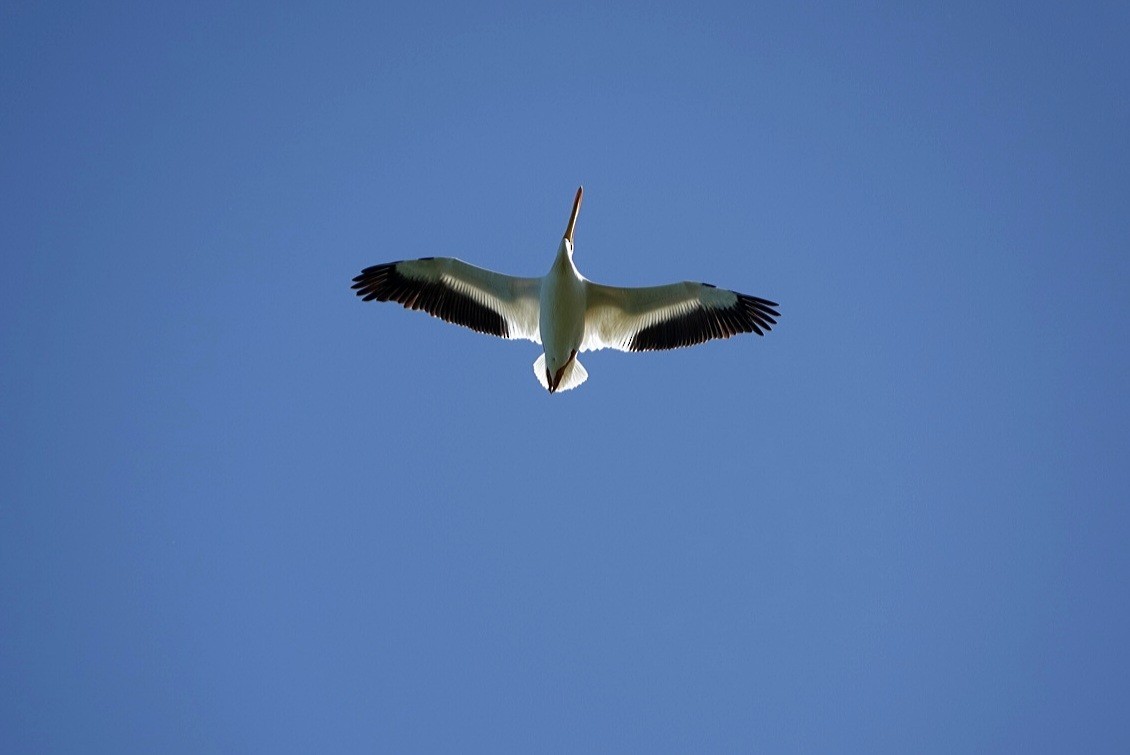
352,187,780,393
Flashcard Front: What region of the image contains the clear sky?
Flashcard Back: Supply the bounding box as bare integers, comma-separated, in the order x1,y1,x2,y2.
3,1,1128,752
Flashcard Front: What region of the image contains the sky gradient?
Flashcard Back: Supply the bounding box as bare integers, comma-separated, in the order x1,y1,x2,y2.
3,1,1129,751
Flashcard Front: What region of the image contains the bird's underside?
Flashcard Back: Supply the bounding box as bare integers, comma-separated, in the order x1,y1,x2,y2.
351,187,779,392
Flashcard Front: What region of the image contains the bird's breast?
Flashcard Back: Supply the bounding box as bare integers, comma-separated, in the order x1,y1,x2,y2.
539,266,586,356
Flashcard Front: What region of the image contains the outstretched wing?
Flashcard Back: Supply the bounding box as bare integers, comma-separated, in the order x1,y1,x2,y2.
582,279,779,352
352,257,542,343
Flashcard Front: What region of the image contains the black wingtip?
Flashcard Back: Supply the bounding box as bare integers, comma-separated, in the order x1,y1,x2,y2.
351,260,509,338
628,291,781,351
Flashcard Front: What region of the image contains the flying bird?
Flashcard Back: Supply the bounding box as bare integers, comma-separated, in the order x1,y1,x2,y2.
352,187,780,393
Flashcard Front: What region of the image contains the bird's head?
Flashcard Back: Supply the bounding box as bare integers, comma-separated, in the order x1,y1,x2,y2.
559,185,583,257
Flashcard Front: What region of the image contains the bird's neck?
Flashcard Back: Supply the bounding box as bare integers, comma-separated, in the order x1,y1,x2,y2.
552,244,578,277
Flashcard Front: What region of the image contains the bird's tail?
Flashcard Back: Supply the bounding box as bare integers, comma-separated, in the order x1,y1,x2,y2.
533,354,588,393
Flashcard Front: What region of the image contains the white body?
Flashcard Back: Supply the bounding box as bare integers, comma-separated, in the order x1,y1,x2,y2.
536,240,588,391
352,187,779,393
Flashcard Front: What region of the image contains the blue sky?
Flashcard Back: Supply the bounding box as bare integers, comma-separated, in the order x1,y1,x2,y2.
2,1,1128,751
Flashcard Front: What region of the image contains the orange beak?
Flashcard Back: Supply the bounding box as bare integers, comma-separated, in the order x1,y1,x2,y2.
563,186,583,243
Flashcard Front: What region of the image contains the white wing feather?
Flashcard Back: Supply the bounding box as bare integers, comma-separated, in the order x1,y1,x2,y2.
581,279,778,353
353,257,542,343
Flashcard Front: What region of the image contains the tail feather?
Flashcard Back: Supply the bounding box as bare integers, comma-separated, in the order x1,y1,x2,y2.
534,354,549,391
559,357,588,392
532,354,589,393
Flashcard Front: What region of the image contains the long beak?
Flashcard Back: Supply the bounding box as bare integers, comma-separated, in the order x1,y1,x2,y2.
563,186,583,243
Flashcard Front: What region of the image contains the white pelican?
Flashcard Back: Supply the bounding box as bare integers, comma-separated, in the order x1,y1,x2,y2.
352,187,780,393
